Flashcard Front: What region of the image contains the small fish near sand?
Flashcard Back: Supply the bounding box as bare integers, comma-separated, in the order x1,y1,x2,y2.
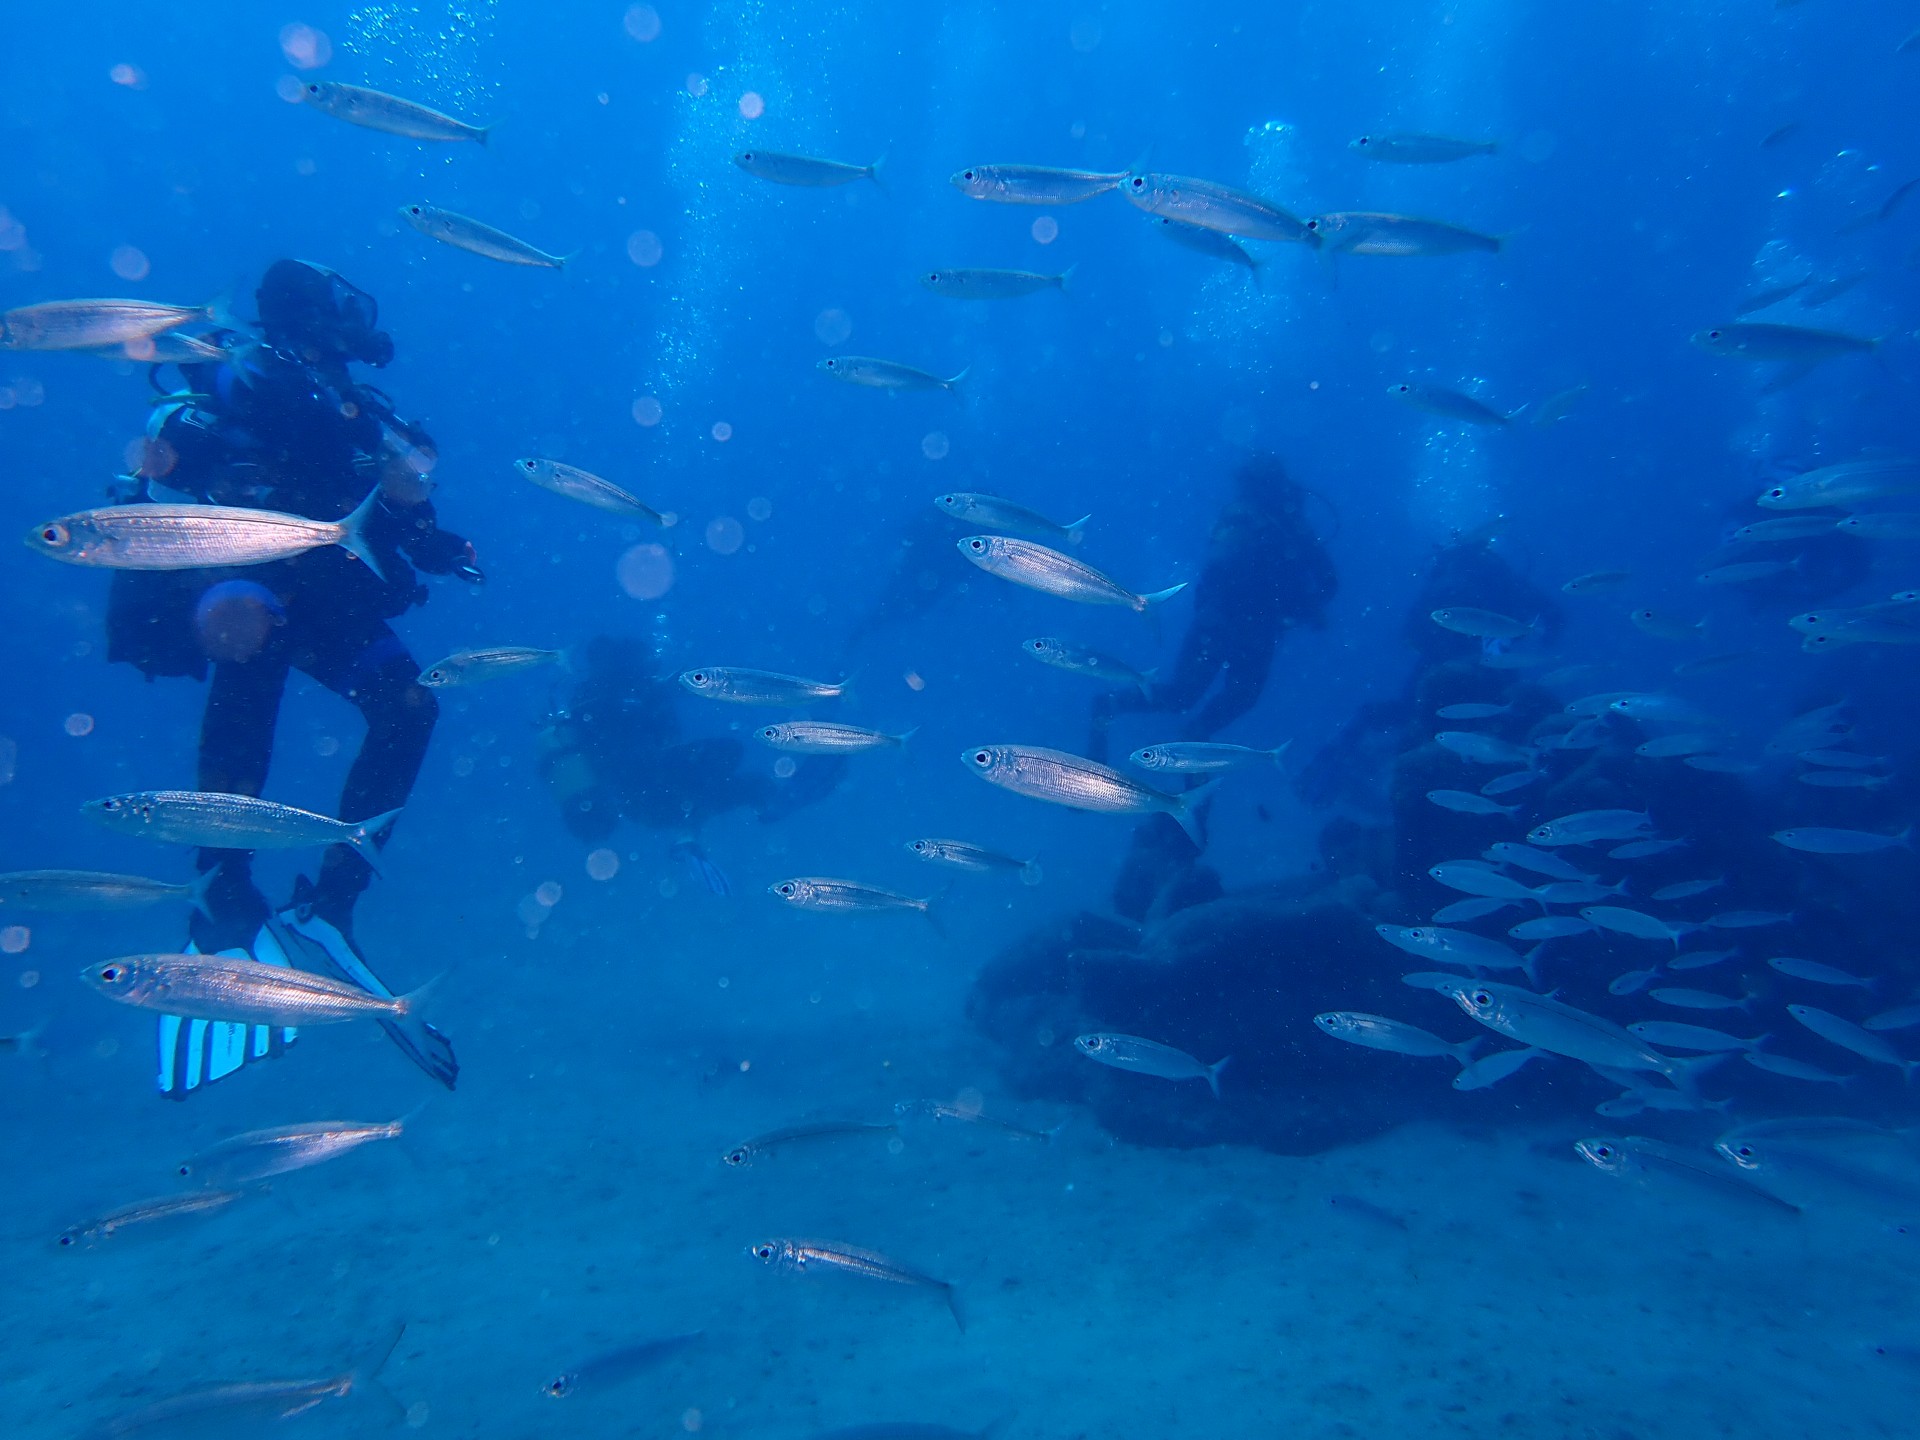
721,1121,900,1168
544,1333,705,1399
1075,1031,1231,1097
57,1187,253,1248
401,204,574,268
178,1116,411,1186
748,1237,965,1330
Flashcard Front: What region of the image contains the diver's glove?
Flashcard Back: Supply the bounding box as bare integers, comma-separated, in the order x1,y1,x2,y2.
405,526,484,584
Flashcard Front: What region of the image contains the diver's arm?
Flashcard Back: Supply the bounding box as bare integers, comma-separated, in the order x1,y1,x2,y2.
391,499,483,583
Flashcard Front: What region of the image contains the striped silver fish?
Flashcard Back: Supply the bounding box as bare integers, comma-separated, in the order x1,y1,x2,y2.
734,149,882,187
922,265,1073,299
678,667,849,705
402,204,572,268
25,494,381,575
57,1187,251,1248
514,458,666,522
767,877,937,924
949,163,1128,204
419,647,564,688
83,791,398,860
757,721,912,754
962,743,1212,844
721,1120,899,1167
748,1237,964,1330
959,535,1184,610
303,81,490,143
178,1115,411,1186
905,838,1042,885
81,953,430,1027
933,492,1088,544
1310,211,1502,255
1123,173,1316,245
819,355,967,391
0,868,212,916
0,297,220,352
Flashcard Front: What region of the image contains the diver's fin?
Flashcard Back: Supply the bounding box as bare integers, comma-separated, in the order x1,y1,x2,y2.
158,936,296,1100
336,488,388,583
270,898,458,1091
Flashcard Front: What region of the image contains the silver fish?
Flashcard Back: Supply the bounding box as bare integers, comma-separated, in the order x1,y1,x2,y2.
0,868,211,916
83,791,397,860
1758,458,1920,510
0,297,220,352
1836,513,1920,540
1652,877,1724,900
303,81,489,143
1529,383,1590,427
1437,702,1511,719
1154,216,1264,282
1582,906,1694,948
1130,740,1288,773
1484,843,1592,881
721,1121,898,1168
678,667,849,705
1536,879,1626,905
734,149,882,187
1669,948,1739,972
1313,1012,1480,1065
1611,838,1687,859
1774,826,1911,854
26,495,380,575
1797,748,1888,770
1767,956,1876,988
819,355,966,391
1450,981,1702,1088
1122,172,1316,244
963,744,1212,844
1528,809,1653,846
904,839,1041,885
922,266,1072,299
544,1333,704,1400
1310,212,1501,255
1865,1005,1920,1032
1629,607,1706,640
949,163,1129,205
758,721,912,754
1744,1050,1854,1085
81,953,428,1027
933,492,1088,544
1729,515,1839,543
1024,637,1154,693
1627,1021,1765,1052
1350,132,1498,163
1433,897,1516,923
1562,569,1631,594
1392,384,1513,426
79,329,229,363
1427,790,1517,817
514,458,665,522
1074,1031,1230,1096
768,877,936,923
1430,606,1531,639
1435,731,1535,766
748,1237,964,1329
57,1187,250,1248
1453,1046,1546,1091
1698,560,1789,586
1481,770,1544,796
959,535,1183,610
1510,916,1593,941
419,647,563,688
1636,733,1719,758
1575,1136,1800,1213
1692,321,1877,364
1374,924,1537,982
179,1116,409,1186
1705,910,1793,929
1788,1005,1917,1077
1649,987,1749,1012
401,204,573,268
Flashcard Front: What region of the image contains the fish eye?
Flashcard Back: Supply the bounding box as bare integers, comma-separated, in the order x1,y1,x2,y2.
754,1243,774,1259
1471,990,1491,1005
57,1231,76,1246
824,359,836,368
1356,136,1371,146
1593,1145,1615,1161
689,671,706,683
722,1149,746,1166
927,272,940,282
742,152,754,162
177,1163,191,1177
1139,749,1155,761
1735,1144,1755,1160
306,83,321,95
545,1379,567,1398
971,750,990,766
426,669,445,684
1128,176,1144,189
407,205,422,216
911,841,928,852
777,883,795,896
1306,218,1321,231
968,539,986,553
963,170,975,181
1707,329,1723,341
99,965,122,982
39,523,69,545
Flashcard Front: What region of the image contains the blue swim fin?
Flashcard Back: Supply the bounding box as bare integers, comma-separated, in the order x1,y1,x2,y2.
158,933,297,1100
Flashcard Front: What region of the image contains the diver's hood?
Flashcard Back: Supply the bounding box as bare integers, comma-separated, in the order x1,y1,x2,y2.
255,258,393,367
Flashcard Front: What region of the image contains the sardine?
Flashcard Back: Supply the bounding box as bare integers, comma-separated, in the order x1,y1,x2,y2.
81,953,431,1027
1576,1136,1801,1213
949,163,1128,204
1122,172,1316,245
1129,740,1288,773
303,81,489,143
962,743,1213,844
514,458,666,522
57,1187,250,1248
904,839,1041,885
1428,790,1518,817
0,868,211,916
820,355,966,391
1023,637,1154,693
1788,1005,1918,1078
1313,1011,1481,1065
1430,606,1531,638
767,877,936,923
1692,321,1877,364
721,1121,898,1168
933,492,1088,544
419,647,563,688
894,1098,1061,1142
1310,212,1501,255
544,1333,704,1399
1074,1031,1230,1096
922,266,1072,299
179,1116,409,1186
1154,216,1265,282
1450,980,1705,1089
1773,826,1911,854
678,667,850,705
1758,457,1920,510
27,495,381,576
1627,1021,1765,1052
735,149,882,187
1349,132,1498,163
402,204,572,267
0,298,221,352
1392,383,1513,426
83,791,398,861
757,721,912,754
958,535,1183,610
748,1237,964,1329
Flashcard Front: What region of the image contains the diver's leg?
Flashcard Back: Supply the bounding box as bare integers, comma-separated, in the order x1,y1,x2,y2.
298,622,439,930
190,644,291,951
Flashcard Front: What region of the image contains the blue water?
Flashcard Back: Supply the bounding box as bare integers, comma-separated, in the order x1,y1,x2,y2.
5,4,1920,1436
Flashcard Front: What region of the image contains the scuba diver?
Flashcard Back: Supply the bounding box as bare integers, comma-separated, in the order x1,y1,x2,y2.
537,633,848,890
1089,456,1339,921
106,259,481,1096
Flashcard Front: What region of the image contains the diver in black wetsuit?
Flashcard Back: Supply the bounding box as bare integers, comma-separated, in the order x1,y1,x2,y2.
537,636,848,893
107,259,479,1094
1091,456,1338,921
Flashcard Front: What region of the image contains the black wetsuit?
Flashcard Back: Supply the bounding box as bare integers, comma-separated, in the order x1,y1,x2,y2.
118,340,472,948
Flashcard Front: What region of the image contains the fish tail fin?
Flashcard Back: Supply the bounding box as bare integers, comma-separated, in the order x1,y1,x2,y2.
557,250,583,269
1454,1035,1486,1067
1522,944,1545,988
867,154,889,194
1019,859,1044,886
338,488,388,582
894,726,919,747
1170,776,1222,847
1270,739,1292,768
473,124,493,148
9,1015,50,1059
1057,261,1078,293
942,364,970,390
1065,514,1093,546
1250,256,1265,292
1671,1051,1725,1099
922,886,951,938
1135,667,1158,698
395,971,447,1021
834,672,859,701
348,807,404,871
203,288,245,332
1138,581,1188,609
1205,1053,1232,1099
942,1281,967,1332
347,1321,407,1409
185,865,218,920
